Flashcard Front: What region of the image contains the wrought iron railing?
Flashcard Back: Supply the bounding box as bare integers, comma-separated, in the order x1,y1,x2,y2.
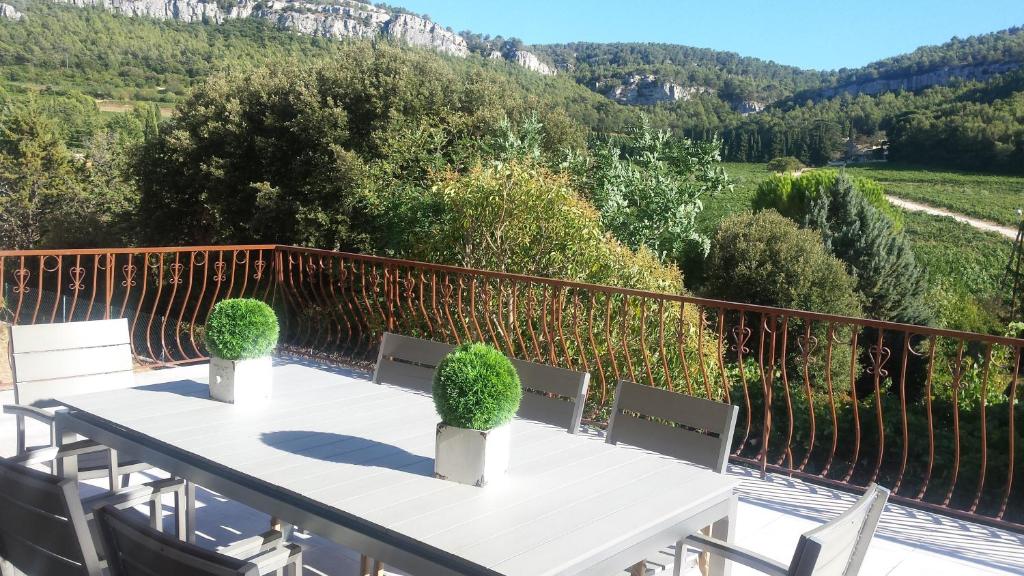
1,245,1022,532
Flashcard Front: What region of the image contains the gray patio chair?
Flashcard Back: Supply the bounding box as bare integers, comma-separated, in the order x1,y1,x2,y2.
3,318,151,488
374,332,590,432
0,449,185,576
606,380,739,576
96,504,303,576
685,484,891,576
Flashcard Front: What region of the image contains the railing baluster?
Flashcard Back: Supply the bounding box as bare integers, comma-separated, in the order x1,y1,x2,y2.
2,244,1022,530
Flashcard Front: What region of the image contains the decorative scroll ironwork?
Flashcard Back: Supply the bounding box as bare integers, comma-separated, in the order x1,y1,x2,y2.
1,244,1022,532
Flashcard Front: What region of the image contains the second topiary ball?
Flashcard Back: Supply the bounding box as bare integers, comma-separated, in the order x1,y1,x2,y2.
205,298,279,361
433,343,522,431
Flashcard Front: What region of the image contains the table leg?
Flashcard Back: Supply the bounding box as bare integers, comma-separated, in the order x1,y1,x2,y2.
185,480,197,544
708,495,737,576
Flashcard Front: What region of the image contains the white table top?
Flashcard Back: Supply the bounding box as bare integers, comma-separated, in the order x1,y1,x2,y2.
55,361,738,576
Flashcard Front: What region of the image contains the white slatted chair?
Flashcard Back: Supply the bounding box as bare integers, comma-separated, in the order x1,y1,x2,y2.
685,484,890,576
3,319,151,487
373,332,590,432
607,381,739,576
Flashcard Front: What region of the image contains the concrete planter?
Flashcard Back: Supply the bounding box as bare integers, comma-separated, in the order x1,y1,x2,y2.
209,356,273,404
434,422,511,487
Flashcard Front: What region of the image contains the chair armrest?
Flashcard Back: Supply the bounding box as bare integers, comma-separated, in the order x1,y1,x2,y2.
11,440,110,466
56,439,109,458
245,547,293,575
684,534,789,576
3,404,56,425
82,478,185,511
10,446,60,466
219,530,284,558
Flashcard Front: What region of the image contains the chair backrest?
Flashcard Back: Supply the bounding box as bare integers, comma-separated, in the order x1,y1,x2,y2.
96,505,259,576
372,332,453,394
510,357,589,433
9,318,135,407
606,380,739,473
0,456,101,576
373,333,590,432
788,484,890,576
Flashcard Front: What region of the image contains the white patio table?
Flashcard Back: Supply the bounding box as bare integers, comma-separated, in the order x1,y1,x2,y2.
53,361,739,576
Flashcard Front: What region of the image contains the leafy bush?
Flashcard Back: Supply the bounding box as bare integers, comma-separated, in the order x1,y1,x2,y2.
704,211,862,393
205,298,279,360
753,170,903,231
433,343,522,430
704,210,863,318
766,156,805,173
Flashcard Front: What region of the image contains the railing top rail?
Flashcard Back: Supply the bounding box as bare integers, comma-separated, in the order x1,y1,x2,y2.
0,245,279,257
278,245,1024,348
3,243,1023,348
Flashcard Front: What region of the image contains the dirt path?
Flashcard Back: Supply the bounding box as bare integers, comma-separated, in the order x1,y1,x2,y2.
887,195,1018,240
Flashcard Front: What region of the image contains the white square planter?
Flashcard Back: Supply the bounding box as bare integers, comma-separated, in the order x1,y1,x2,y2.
209,356,273,404
434,422,511,487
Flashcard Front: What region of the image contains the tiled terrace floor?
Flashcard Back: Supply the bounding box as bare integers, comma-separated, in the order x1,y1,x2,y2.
1,358,1022,576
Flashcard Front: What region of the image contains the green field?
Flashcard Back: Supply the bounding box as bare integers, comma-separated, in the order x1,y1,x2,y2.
703,163,1014,334
845,164,1024,227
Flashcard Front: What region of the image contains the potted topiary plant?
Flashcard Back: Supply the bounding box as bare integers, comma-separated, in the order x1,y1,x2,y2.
432,342,522,487
205,298,279,405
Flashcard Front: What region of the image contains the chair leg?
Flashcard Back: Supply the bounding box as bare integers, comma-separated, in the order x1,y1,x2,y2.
149,496,163,532
15,414,26,456
697,525,711,576
359,555,383,576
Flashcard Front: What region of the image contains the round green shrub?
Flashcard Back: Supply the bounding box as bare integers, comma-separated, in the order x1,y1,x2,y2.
432,343,522,430
205,298,279,360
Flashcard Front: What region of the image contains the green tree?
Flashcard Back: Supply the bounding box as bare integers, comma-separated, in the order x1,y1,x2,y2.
704,210,864,392
704,210,863,318
585,115,730,263
375,160,682,292
804,174,932,326
0,101,79,248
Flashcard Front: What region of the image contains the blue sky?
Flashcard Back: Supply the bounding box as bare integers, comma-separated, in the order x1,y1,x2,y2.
394,0,1024,70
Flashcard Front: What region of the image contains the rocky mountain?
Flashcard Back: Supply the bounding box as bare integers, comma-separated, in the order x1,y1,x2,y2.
0,2,22,19
53,0,552,63
601,74,714,105
28,1,1024,116
813,61,1021,99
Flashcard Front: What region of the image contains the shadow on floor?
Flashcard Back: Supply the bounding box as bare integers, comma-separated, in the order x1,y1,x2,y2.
728,465,1024,574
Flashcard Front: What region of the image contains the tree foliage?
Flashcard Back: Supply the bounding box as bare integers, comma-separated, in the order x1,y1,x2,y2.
704,210,863,318
753,170,902,230
580,115,730,262
804,174,933,326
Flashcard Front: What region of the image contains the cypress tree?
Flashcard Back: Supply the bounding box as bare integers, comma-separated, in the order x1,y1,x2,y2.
804,173,933,326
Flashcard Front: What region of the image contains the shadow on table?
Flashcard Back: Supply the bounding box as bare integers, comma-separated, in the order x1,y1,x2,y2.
260,430,433,475
135,380,211,398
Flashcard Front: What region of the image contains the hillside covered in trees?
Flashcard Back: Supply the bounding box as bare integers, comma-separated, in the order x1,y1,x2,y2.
1,1,1023,171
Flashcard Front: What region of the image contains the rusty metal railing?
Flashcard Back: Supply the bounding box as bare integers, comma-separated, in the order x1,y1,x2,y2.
2,245,1022,531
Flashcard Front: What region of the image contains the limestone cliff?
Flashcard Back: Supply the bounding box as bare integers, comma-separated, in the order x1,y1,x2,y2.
604,75,714,105
818,62,1021,98
0,2,22,20
55,1,471,59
